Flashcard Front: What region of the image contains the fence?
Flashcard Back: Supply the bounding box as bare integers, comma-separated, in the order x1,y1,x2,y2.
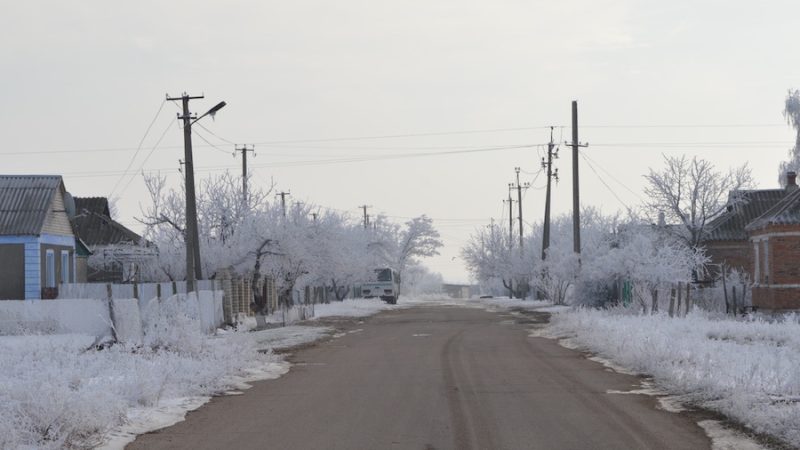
52,272,355,330
58,273,283,326
0,291,223,344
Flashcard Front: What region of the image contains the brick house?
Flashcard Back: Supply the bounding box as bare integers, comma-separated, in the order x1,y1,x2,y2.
0,175,79,299
703,188,786,278
745,174,800,311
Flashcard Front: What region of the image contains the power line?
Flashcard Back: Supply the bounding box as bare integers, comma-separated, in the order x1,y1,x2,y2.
250,126,552,145
195,122,236,145
3,137,794,157
108,100,166,197
115,118,177,198
193,127,235,155
580,150,647,203
580,152,632,211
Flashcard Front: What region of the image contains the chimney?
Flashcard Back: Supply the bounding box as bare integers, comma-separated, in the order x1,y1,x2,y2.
658,211,666,227
787,171,798,192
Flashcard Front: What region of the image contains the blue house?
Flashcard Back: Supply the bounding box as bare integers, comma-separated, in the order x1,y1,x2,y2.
0,175,78,300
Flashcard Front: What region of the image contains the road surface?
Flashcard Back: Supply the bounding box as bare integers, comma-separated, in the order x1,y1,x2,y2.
128,304,711,450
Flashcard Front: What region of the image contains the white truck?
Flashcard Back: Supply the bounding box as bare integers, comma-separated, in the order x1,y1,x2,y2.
361,268,401,304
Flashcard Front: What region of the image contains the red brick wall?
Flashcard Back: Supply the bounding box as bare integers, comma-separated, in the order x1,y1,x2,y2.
765,235,800,284
704,240,752,278
750,225,800,310
752,286,800,310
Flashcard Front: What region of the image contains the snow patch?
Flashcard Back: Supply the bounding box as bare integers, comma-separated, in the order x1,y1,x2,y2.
697,420,765,450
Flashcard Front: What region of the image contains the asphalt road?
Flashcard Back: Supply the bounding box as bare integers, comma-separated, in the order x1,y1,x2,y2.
128,304,711,450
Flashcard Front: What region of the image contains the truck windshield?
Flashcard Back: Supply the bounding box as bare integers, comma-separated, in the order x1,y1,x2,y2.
375,269,392,282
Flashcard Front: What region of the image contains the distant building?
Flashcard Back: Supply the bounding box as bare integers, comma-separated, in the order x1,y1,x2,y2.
0,175,78,299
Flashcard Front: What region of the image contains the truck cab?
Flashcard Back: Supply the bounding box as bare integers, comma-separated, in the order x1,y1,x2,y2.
361,268,401,304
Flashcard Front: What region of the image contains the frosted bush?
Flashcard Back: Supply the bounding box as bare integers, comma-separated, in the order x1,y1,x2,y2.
0,324,279,448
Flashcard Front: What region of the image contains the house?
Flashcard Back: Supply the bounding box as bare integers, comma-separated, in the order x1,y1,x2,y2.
745,173,800,311
0,175,78,300
71,197,151,282
703,187,786,278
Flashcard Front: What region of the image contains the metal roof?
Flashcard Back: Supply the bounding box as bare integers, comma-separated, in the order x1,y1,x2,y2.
746,187,800,231
705,189,786,241
0,175,63,236
74,197,110,216
72,209,142,246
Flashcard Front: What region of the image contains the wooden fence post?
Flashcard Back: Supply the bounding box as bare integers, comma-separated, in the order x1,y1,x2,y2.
685,282,692,314
668,286,676,317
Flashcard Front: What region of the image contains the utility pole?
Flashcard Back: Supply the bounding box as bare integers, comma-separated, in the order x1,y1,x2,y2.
503,195,515,250
541,127,559,261
568,101,589,259
167,93,205,291
359,205,371,229
277,191,290,217
510,168,530,253
235,145,255,205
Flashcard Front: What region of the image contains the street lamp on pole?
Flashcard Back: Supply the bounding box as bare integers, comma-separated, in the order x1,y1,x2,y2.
166,93,226,293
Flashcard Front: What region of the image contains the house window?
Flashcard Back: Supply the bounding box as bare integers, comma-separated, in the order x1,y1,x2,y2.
763,240,770,284
61,251,70,284
45,250,56,288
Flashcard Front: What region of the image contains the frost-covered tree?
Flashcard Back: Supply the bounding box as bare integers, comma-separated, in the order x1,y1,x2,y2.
603,224,707,314
135,171,443,310
643,155,752,249
778,89,800,185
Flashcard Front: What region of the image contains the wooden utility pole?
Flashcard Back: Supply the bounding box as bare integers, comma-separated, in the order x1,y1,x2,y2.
235,145,255,205
504,195,515,249
359,205,371,229
277,191,290,217
167,93,205,291
541,127,559,260
510,168,530,253
569,101,589,258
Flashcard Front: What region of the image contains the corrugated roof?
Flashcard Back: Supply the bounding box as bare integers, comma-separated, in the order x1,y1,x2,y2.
72,210,141,246
0,175,63,236
705,189,786,241
74,197,110,216
746,187,800,231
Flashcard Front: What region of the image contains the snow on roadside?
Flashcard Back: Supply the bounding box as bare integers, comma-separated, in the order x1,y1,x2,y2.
544,308,800,448
0,320,341,449
310,298,404,319
248,325,333,351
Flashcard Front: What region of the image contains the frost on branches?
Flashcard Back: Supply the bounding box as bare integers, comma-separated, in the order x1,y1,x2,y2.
462,206,706,308
132,171,443,307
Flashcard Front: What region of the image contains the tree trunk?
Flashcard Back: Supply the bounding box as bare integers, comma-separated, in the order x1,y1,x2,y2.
502,278,514,299
676,282,683,317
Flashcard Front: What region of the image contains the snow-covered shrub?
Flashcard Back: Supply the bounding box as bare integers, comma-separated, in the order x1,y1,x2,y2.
0,325,280,448
548,308,800,447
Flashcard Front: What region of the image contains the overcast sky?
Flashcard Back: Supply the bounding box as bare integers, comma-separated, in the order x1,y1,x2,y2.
2,1,799,282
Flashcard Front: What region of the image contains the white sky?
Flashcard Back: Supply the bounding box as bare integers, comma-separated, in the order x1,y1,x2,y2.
2,1,799,283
